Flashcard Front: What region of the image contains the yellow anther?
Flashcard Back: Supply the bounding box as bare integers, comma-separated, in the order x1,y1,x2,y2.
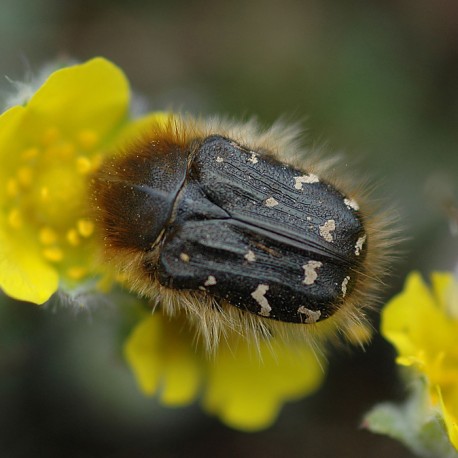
8,208,23,229
66,229,80,246
41,126,60,146
76,156,93,174
6,179,19,197
39,227,58,245
40,186,49,200
91,153,103,171
78,129,98,150
57,142,76,159
17,167,33,187
77,219,94,237
42,247,63,262
67,266,87,280
21,147,39,161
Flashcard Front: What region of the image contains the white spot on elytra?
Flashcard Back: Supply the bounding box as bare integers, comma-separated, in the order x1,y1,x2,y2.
265,197,279,207
180,253,190,262
297,306,321,323
216,156,224,163
244,250,256,262
248,152,258,164
355,234,367,256
251,284,271,317
319,219,336,242
294,173,320,189
204,275,217,286
341,276,350,297
344,198,359,211
302,261,323,285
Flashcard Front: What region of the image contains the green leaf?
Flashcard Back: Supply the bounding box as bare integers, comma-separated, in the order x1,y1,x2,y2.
364,379,458,458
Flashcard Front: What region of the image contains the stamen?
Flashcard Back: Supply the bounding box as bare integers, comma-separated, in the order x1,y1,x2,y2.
77,219,94,237
21,147,39,161
91,154,103,170
76,156,93,174
57,142,76,159
8,209,23,229
40,186,49,200
67,266,87,280
41,127,60,146
17,167,33,187
66,229,80,246
39,227,58,245
6,179,19,197
78,129,98,150
42,247,63,262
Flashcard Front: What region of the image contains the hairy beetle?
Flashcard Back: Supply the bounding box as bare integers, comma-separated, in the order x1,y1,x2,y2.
91,116,391,349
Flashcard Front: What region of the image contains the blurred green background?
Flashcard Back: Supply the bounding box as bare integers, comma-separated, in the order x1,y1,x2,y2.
1,1,457,457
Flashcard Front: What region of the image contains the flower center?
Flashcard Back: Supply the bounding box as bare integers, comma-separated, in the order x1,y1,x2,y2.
5,126,103,282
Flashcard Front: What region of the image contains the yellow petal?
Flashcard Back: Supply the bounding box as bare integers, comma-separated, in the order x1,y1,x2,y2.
124,313,201,405
160,351,201,406
432,273,454,307
124,314,163,396
0,226,58,304
203,336,325,431
381,272,445,359
26,58,130,142
438,387,458,451
0,106,26,195
158,313,201,406
115,111,171,144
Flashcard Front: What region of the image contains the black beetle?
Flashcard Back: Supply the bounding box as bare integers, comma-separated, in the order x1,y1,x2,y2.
91,116,378,331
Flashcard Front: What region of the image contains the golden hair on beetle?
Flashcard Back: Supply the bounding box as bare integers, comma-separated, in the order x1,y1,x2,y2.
90,114,396,355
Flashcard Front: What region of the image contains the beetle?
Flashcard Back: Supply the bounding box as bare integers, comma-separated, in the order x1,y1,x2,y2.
91,116,391,349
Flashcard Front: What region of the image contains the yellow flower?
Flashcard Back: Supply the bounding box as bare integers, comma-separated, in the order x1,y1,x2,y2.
1,57,327,432
381,271,458,450
0,58,142,304
125,312,326,431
